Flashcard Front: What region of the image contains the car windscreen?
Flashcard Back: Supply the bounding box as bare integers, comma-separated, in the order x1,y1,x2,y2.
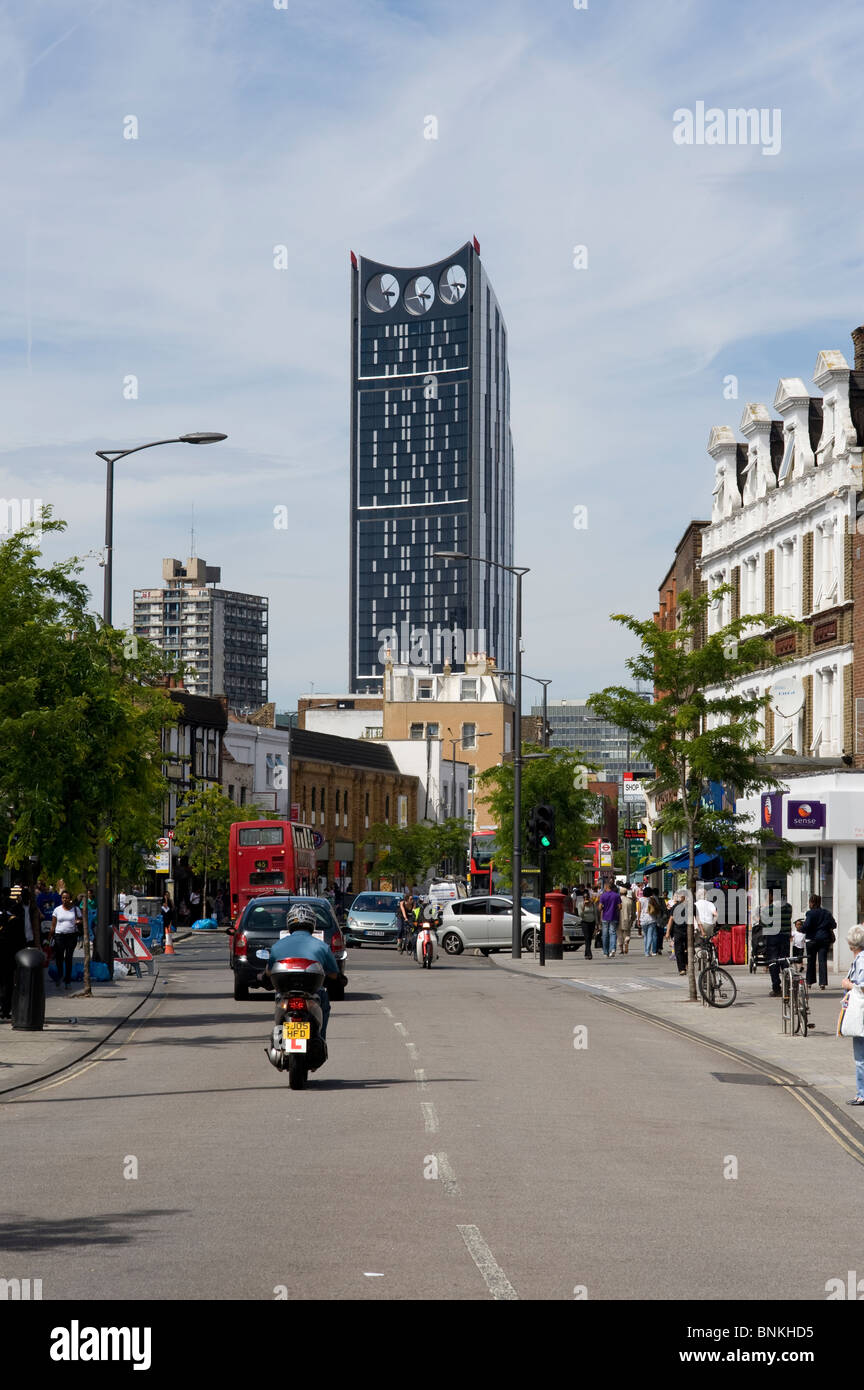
351,894,399,913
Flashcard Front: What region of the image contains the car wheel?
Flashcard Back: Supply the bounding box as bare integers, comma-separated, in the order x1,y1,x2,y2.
233,976,249,1001
522,928,538,952
441,931,464,956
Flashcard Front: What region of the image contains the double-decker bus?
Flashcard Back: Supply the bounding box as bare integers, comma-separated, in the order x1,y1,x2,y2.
468,830,498,896
228,820,317,920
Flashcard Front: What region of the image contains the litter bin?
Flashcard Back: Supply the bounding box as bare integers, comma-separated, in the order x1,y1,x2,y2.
11,947,46,1031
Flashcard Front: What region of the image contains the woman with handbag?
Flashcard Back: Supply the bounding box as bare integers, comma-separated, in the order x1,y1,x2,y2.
840,926,864,1105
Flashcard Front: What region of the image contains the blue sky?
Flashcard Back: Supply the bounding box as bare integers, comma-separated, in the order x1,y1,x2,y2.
2,0,864,709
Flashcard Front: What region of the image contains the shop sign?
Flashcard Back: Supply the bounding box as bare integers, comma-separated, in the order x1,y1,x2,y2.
787,800,826,830
761,792,783,838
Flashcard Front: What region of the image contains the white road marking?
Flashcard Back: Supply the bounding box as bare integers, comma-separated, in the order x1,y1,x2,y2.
394,1021,408,1036
421,1101,439,1133
363,1272,384,1278
457,1225,519,1300
437,1152,460,1197
406,1042,419,1060
414,1068,429,1091
381,1006,393,1016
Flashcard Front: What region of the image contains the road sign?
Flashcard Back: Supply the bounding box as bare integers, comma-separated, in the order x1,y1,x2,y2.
600,841,612,852
312,831,323,849
113,922,153,963
156,836,169,850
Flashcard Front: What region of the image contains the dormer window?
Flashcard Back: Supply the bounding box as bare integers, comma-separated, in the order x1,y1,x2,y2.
417,679,434,700
816,401,835,466
460,679,478,701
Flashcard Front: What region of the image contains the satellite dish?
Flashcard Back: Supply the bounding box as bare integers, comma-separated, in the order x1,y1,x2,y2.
770,675,805,719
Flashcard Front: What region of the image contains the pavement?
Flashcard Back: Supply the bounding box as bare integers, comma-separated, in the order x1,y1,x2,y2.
489,936,864,1123
0,929,204,1095
4,933,864,1301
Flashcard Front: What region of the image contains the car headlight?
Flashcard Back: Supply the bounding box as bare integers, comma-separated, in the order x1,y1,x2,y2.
347,918,358,928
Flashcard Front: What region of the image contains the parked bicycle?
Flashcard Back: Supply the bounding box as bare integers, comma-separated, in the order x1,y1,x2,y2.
777,955,810,1036
694,934,737,1008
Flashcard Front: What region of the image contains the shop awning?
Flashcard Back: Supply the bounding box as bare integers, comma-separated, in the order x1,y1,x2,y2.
639,850,681,874
665,846,720,872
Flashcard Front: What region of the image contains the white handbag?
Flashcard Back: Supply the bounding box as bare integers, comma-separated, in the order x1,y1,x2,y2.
840,985,864,1038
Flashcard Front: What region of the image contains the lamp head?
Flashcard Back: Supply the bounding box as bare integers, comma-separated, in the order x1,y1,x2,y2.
179,432,228,445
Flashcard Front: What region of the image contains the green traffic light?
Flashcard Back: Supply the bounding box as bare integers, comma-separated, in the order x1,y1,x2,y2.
540,835,551,848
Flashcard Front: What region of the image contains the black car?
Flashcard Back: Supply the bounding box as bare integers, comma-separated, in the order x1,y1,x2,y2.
228,897,348,1002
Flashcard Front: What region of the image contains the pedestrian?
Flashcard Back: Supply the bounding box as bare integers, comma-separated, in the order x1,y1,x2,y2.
840,925,864,1106
50,890,80,990
639,890,659,956
694,889,719,940
619,887,635,954
188,887,201,924
578,888,597,960
213,891,225,927
598,880,621,957
760,891,792,997
666,890,689,975
160,892,174,934
803,893,836,992
0,889,27,1020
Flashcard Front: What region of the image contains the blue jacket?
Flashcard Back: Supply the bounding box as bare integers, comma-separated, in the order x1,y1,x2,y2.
268,929,338,977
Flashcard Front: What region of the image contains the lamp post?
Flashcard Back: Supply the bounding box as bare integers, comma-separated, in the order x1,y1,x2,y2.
94,432,227,973
435,551,529,958
496,672,551,749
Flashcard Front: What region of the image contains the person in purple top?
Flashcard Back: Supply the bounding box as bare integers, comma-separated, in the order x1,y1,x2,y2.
598,881,622,957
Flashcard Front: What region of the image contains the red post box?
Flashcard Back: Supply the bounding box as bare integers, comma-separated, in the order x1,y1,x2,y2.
545,891,566,962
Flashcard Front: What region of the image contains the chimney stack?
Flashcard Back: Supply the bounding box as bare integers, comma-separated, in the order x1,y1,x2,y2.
852,326,864,371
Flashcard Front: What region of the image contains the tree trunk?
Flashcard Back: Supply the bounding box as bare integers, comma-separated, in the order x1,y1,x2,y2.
683,782,697,1002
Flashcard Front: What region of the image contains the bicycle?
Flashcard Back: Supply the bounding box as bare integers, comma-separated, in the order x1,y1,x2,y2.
694,934,737,1008
777,955,810,1036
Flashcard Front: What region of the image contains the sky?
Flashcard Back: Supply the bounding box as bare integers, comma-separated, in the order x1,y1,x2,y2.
2,0,864,711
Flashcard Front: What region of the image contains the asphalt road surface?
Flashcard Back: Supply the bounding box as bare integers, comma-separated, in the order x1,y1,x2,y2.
2,935,861,1301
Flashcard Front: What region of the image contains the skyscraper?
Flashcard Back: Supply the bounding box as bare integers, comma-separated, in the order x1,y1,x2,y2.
349,239,514,693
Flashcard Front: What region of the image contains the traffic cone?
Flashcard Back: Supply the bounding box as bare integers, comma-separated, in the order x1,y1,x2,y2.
163,925,175,955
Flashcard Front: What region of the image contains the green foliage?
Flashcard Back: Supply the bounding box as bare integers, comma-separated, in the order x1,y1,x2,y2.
476,746,599,888
588,587,796,998
366,817,468,887
173,785,269,895
0,514,177,891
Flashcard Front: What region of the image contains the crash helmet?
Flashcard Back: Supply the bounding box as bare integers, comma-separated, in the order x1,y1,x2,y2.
285,902,317,931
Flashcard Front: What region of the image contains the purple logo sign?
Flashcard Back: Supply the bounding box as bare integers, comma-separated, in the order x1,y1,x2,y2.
761,793,783,839
787,800,826,830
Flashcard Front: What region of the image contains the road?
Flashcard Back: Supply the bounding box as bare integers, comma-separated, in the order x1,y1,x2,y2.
2,934,860,1301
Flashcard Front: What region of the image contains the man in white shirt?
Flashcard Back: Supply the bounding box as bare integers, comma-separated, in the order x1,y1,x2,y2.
694,891,719,938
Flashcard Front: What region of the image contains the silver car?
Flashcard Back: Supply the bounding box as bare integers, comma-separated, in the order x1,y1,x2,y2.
437,894,585,955
344,891,403,948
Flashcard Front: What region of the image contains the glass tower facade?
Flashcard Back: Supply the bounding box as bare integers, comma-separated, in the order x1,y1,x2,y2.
349,241,514,692
534,699,654,787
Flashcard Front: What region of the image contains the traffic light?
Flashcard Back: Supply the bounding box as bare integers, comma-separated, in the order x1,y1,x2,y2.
529,803,556,852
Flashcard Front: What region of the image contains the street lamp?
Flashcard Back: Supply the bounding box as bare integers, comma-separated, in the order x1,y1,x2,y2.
446,729,492,821
94,432,227,973
435,550,530,958
496,671,552,749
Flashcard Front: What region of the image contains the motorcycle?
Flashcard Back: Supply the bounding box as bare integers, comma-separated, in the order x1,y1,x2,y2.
415,924,439,969
265,956,329,1090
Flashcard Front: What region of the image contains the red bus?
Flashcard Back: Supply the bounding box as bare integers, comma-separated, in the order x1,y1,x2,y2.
468,830,498,896
228,820,317,920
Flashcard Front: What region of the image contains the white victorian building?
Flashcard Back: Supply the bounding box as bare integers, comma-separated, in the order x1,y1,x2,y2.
700,345,864,967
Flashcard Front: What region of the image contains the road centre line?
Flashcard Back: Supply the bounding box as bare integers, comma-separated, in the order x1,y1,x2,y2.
421,1101,439,1132
393,1021,408,1036
457,1225,519,1300
436,1152,460,1197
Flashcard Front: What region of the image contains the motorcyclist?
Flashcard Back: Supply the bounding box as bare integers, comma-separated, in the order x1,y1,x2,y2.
266,903,339,1040
396,890,413,954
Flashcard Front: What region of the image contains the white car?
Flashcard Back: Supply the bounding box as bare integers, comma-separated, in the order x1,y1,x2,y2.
437,895,585,955
425,879,467,905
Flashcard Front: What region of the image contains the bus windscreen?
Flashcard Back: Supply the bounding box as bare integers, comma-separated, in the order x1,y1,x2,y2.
238,826,284,846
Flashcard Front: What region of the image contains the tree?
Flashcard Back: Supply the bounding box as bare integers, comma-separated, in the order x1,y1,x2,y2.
0,514,178,992
588,587,794,1001
476,746,599,890
365,817,470,888
173,785,269,912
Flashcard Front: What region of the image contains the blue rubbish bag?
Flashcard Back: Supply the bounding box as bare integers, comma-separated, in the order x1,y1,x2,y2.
191,916,218,931
48,960,112,982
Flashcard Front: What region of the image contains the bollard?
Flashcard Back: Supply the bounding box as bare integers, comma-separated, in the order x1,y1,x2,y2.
545,892,566,962
11,947,46,1031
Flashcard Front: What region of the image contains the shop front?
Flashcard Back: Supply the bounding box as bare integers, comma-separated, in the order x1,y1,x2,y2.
738,773,864,975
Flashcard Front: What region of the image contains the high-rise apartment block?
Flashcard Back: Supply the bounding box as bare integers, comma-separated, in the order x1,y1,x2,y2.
133,557,268,712
349,239,514,692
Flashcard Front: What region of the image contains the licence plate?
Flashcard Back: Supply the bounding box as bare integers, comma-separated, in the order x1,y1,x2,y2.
283,1021,311,1040
256,948,270,959
366,930,386,937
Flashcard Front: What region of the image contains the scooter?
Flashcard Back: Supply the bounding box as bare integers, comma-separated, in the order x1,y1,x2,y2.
265,957,328,1090
415,924,439,969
